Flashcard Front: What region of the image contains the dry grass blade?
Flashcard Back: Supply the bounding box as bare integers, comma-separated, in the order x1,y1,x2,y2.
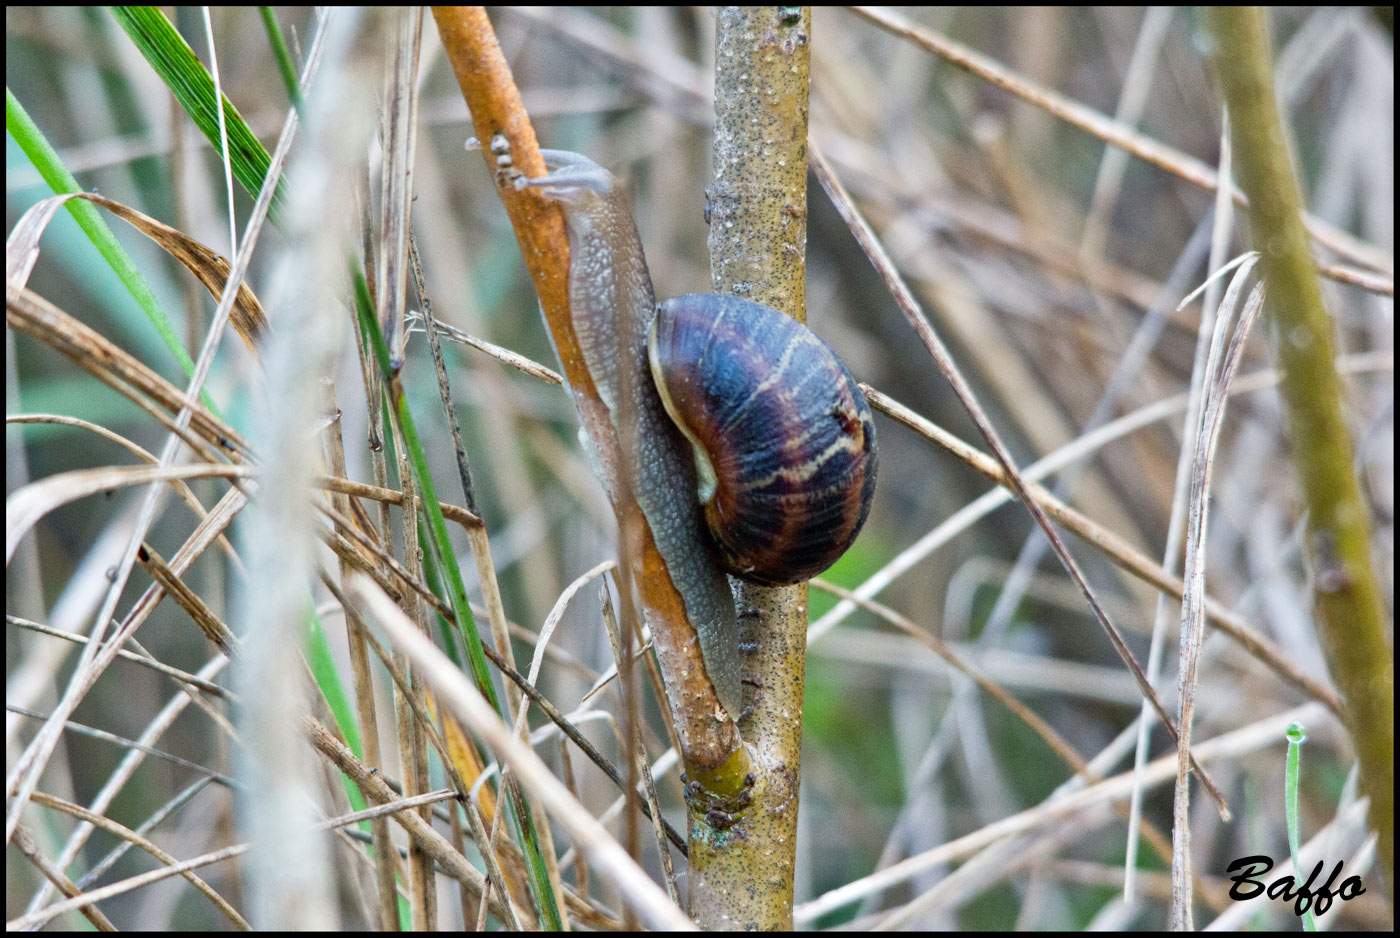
496,559,616,929
1170,266,1267,928
811,579,1091,780
1123,126,1243,906
850,6,1394,277
346,572,695,931
6,414,244,566
303,712,524,927
526,560,617,692
28,790,250,930
10,823,118,931
859,384,1343,715
378,6,423,365
6,2,318,847
318,377,400,929
13,642,233,924
317,572,529,929
6,462,252,564
409,312,564,385
135,543,238,656
6,192,268,349
6,286,250,460
795,702,1333,925
317,573,530,930
811,142,1232,819
7,616,231,698
441,611,691,857
9,839,255,932
5,770,471,932
809,578,1216,913
599,581,680,906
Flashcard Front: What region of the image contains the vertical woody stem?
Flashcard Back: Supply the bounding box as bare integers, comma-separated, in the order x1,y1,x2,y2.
688,7,812,930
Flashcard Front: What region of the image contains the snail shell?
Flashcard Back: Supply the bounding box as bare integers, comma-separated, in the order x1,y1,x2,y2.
648,294,878,586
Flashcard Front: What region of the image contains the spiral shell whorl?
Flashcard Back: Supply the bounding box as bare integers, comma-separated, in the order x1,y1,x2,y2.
649,294,878,585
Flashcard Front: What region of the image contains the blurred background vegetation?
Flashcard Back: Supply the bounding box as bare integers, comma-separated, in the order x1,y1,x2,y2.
7,7,1393,930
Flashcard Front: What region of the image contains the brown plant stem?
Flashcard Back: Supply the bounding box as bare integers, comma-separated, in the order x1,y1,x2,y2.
429,0,747,803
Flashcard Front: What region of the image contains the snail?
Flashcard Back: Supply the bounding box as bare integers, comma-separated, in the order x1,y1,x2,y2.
518,150,876,712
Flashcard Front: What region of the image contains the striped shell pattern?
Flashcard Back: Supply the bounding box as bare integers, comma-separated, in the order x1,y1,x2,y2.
648,294,878,586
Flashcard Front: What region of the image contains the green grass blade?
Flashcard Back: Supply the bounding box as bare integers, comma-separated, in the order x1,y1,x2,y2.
6,87,199,388
351,265,494,708
107,6,285,223
351,262,563,929
258,7,306,119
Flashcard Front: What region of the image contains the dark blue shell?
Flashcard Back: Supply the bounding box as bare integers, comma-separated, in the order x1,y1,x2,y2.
649,294,877,585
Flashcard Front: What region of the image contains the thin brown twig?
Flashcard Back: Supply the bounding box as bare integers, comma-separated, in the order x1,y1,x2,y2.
810,140,1232,820
794,702,1331,925
11,823,120,932
317,572,529,930
6,617,231,698
26,790,250,930
860,384,1343,717
807,579,1191,876
346,572,694,930
317,376,399,929
316,523,692,856
849,6,1394,278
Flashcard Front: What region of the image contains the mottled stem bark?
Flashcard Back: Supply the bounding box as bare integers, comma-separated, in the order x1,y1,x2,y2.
688,7,812,931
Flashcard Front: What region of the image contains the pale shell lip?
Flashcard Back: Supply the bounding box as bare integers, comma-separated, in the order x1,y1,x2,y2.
647,312,719,504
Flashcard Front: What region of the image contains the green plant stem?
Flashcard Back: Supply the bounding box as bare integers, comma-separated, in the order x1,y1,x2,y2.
258,7,306,118
1206,6,1392,898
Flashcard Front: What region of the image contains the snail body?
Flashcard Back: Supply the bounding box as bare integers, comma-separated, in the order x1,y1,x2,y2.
648,294,877,585
523,149,744,714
